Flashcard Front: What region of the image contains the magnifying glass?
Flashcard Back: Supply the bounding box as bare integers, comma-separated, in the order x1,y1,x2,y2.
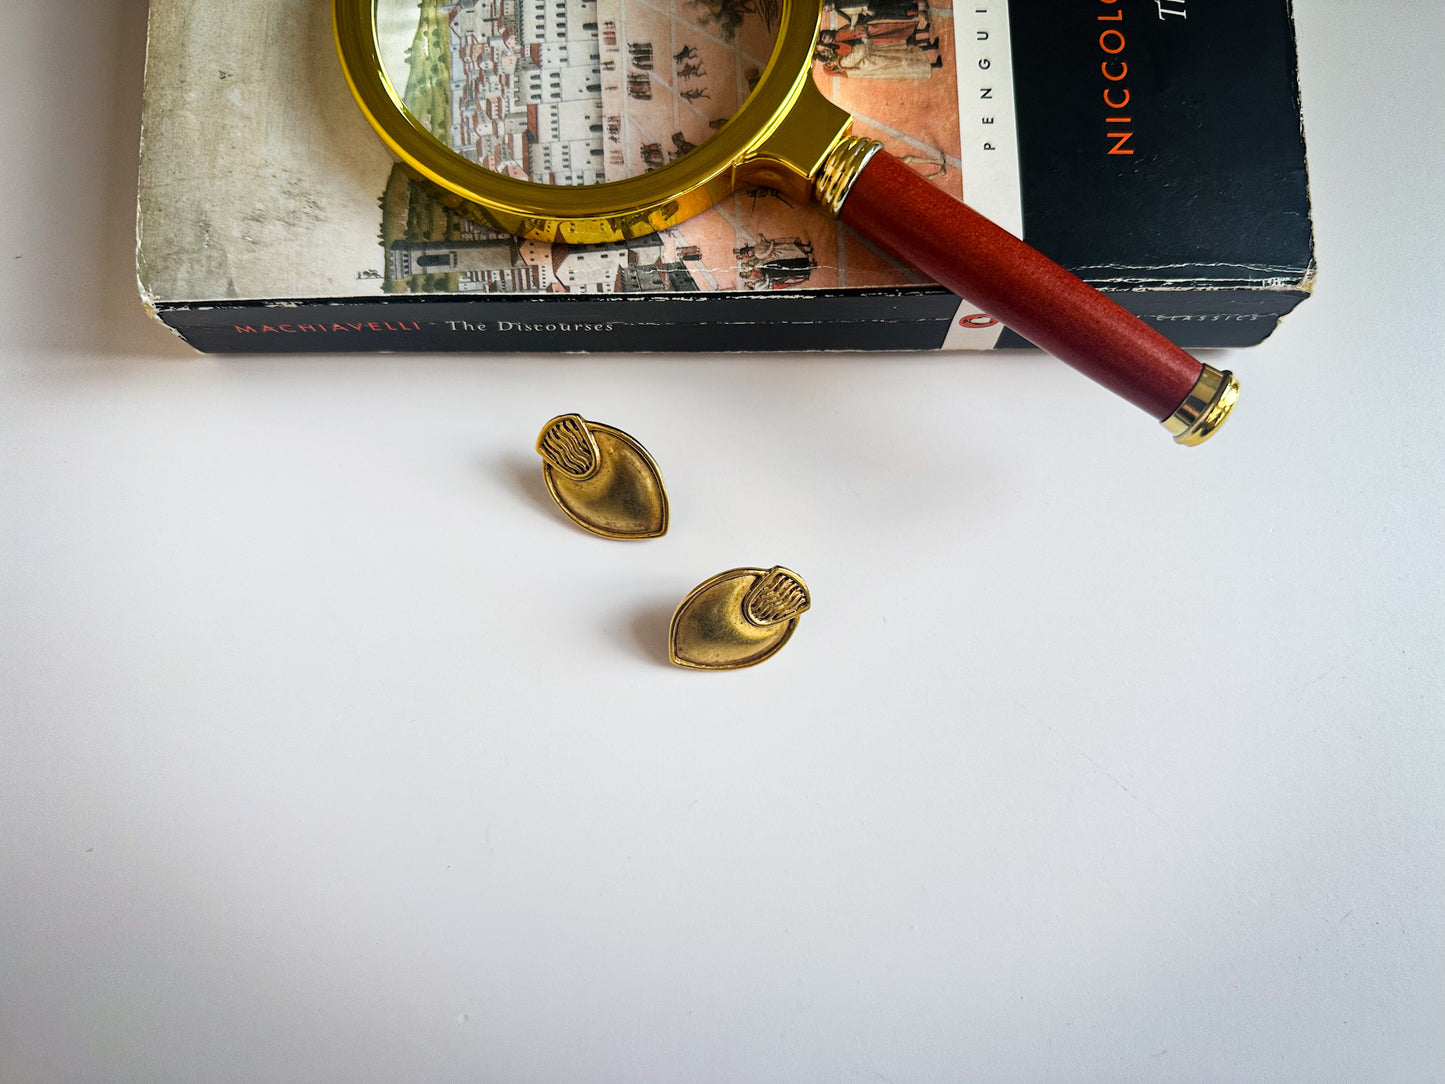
335,0,1237,445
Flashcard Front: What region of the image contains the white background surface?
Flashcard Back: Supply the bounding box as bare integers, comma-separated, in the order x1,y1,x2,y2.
3,3,1443,1081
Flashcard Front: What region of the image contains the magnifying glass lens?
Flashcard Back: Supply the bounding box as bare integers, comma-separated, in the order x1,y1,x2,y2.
353,1,1234,443
375,0,781,186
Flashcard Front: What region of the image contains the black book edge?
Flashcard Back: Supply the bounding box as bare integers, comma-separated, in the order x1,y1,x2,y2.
148,280,1309,355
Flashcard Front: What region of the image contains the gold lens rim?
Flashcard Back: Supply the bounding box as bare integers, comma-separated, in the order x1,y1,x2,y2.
334,0,823,244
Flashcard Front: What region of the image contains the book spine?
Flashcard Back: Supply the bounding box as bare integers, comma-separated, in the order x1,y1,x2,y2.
151,288,1305,355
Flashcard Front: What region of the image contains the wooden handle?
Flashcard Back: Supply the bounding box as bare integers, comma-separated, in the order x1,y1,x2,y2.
837,150,1203,421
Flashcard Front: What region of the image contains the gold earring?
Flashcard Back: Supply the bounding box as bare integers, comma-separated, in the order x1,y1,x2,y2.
535,414,669,539
669,566,811,670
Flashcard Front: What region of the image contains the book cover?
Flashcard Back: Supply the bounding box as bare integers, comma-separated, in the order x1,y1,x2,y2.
136,0,1313,354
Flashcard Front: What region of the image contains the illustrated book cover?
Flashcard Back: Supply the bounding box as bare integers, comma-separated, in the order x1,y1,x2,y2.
137,0,1314,353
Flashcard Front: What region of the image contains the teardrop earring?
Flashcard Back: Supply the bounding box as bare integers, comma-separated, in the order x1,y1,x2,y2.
535,414,669,540
669,566,811,670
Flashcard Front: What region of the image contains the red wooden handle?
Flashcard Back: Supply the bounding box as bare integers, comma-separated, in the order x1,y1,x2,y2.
837,150,1203,421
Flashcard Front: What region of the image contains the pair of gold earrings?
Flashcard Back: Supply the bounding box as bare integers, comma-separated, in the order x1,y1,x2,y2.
535,414,810,670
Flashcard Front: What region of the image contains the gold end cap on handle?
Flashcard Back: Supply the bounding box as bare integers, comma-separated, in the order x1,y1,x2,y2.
1163,365,1240,446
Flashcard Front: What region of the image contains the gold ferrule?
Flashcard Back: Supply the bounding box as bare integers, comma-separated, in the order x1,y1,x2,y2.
1163,364,1240,446
815,136,883,218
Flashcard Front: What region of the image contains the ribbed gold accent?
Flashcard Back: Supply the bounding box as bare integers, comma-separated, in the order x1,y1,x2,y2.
536,414,600,480
1163,365,1240,446
815,136,883,218
743,567,811,627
